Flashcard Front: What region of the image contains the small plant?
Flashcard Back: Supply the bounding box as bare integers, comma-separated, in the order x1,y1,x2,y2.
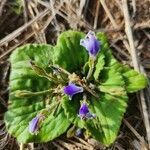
4,30,147,146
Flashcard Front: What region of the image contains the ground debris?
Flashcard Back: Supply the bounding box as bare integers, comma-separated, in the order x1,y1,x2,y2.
0,0,149,149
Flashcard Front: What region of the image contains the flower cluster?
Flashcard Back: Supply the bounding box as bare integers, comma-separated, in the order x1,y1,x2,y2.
29,31,100,134
63,84,95,119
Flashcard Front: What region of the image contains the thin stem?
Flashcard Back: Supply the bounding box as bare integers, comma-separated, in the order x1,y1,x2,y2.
44,74,64,84
83,94,87,103
86,64,94,80
48,73,65,84
30,89,53,96
50,65,68,82
30,61,64,84
86,58,95,80
52,64,71,76
81,83,99,98
15,89,53,98
42,100,60,115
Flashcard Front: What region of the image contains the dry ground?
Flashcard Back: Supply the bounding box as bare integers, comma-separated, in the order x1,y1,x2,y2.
0,0,150,149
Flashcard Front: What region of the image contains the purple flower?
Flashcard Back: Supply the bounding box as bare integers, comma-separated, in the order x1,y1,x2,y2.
29,115,44,134
75,128,83,137
64,83,83,100
80,31,101,57
79,103,95,120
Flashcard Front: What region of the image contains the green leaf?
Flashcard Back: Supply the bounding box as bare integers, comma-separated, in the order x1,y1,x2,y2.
121,65,148,93
94,32,117,80
98,62,125,96
53,30,88,72
86,93,128,146
95,32,147,93
96,32,108,45
87,32,147,146
5,44,70,143
93,49,105,80
61,96,85,128
10,0,23,14
86,56,128,145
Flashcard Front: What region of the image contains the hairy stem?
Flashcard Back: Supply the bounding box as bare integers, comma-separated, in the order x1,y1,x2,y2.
15,89,53,98
86,58,95,80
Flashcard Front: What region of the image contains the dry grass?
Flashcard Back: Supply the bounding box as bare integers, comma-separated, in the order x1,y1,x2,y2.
0,0,150,149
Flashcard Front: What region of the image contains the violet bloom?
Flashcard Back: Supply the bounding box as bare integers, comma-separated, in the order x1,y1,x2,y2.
79,103,95,120
76,128,83,137
80,31,101,57
64,83,83,100
29,115,44,134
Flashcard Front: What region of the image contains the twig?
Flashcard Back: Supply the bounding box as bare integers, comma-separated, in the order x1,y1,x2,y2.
143,30,150,40
65,138,90,149
122,0,150,148
0,1,64,60
28,143,34,150
99,0,118,28
132,0,136,17
100,0,131,53
0,0,7,17
49,0,61,33
57,139,74,149
28,1,46,43
20,143,24,150
52,142,65,150
37,1,64,32
110,43,131,59
123,119,147,146
78,0,86,16
61,0,92,30
94,0,100,29
74,136,93,148
134,21,150,30
22,0,28,23
115,0,123,11
0,32,34,60
122,0,139,70
0,8,49,45
96,27,122,32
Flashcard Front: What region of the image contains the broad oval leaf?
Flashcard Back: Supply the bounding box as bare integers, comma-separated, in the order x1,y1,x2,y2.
86,93,128,146
5,44,70,143
61,96,85,128
53,30,88,72
121,65,148,93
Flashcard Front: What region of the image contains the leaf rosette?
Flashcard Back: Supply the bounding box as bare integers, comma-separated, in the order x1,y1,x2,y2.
5,31,147,146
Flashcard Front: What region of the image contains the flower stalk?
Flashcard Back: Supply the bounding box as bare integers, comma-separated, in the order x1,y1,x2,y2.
14,89,53,98
86,57,95,80
30,61,64,84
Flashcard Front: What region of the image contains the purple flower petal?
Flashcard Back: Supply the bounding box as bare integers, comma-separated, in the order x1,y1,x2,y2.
79,103,95,120
63,83,83,100
79,103,89,119
86,112,96,119
29,116,40,134
80,31,101,57
28,115,45,134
